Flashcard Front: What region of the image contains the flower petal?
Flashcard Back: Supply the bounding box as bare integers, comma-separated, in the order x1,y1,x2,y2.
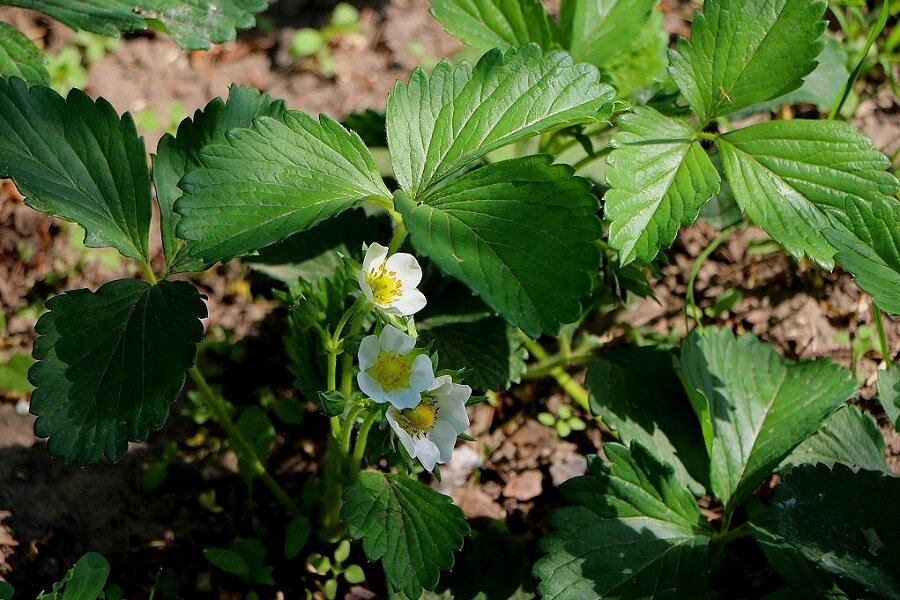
428,375,454,392
385,252,423,288
378,325,416,354
390,288,427,316
428,421,459,464
362,242,388,271
386,387,422,410
357,334,380,370
414,437,441,472
358,371,389,404
409,354,436,392
386,409,417,457
358,270,374,302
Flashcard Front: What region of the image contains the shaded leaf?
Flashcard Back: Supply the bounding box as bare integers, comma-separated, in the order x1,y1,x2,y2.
877,366,900,430
341,470,469,599
561,0,657,68
605,106,720,265
678,328,857,512
29,279,206,464
535,443,711,599
0,22,49,85
430,0,558,52
397,155,601,337
387,44,614,197
668,0,826,119
0,78,151,261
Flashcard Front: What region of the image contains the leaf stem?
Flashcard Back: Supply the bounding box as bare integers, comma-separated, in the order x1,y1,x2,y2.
387,212,407,255
141,260,158,285
685,226,737,332
351,409,379,475
828,0,890,120
340,403,365,454
873,304,892,363
188,366,299,515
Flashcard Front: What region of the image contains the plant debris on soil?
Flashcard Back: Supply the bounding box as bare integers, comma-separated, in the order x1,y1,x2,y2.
1,0,898,597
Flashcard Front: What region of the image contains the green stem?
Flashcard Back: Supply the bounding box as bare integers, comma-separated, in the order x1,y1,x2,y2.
189,366,299,515
873,304,892,363
351,409,379,475
387,212,407,255
572,147,612,171
340,403,365,454
828,0,890,120
524,351,595,379
141,261,158,285
685,226,737,332
711,522,752,546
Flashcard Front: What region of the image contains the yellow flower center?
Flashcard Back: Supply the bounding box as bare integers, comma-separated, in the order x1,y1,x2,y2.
365,264,403,306
369,353,412,391
402,401,438,432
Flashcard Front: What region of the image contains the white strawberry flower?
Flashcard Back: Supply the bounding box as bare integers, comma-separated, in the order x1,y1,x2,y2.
386,375,471,472
358,242,426,316
357,325,435,410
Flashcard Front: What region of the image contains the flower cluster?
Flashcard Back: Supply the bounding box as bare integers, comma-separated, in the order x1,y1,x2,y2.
356,244,470,471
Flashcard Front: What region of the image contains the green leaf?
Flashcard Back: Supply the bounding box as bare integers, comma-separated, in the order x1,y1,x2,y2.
605,106,720,265
678,328,857,512
284,516,311,559
62,553,109,600
419,313,526,390
175,110,390,265
0,352,35,393
29,279,206,465
780,405,888,474
718,119,899,268
752,464,900,598
560,0,657,68
601,9,668,97
668,0,826,120
429,0,558,52
824,196,900,315
752,526,852,597
204,547,250,577
0,581,12,600
397,155,602,337
586,346,709,495
153,85,286,273
877,366,900,430
1,0,267,50
0,78,151,261
535,443,711,599
341,470,469,599
387,44,614,197
0,22,49,86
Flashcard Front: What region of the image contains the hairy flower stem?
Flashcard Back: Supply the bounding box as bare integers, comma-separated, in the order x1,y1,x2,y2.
351,409,380,477
188,366,299,515
873,304,892,363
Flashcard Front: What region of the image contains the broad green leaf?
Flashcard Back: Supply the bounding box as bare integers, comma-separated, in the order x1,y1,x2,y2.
0,22,49,85
0,78,151,261
752,526,854,598
0,352,35,393
203,548,249,576
1,0,267,50
62,553,109,600
602,9,668,97
175,111,390,265
824,196,900,315
678,328,857,512
153,85,286,273
429,0,558,52
29,279,206,465
752,464,900,598
387,44,614,197
605,106,720,265
535,443,711,599
780,405,888,474
0,581,11,600
341,470,469,599
877,366,900,430
586,347,709,495
668,0,826,120
560,0,657,68
396,155,602,337
419,313,526,390
718,119,899,268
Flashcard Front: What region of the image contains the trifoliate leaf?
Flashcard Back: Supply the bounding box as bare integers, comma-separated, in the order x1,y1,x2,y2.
397,155,602,337
560,0,657,68
1,0,267,50
535,443,712,599
419,313,526,390
668,0,826,120
605,106,720,265
780,405,888,474
153,85,285,273
586,346,709,495
175,111,390,265
387,44,614,198
678,328,857,512
430,0,558,53
29,279,206,465
718,119,899,268
341,470,469,599
877,366,900,430
0,22,49,86
752,464,900,598
824,196,900,315
0,78,151,261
